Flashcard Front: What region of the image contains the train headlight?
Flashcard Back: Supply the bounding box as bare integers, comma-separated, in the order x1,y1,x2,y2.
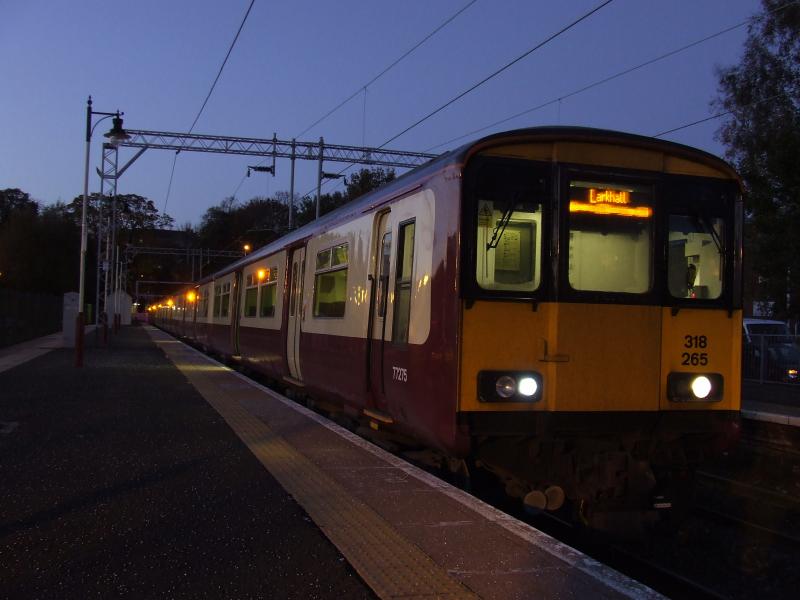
495,376,517,398
518,377,538,397
479,371,543,403
690,376,712,399
667,372,723,402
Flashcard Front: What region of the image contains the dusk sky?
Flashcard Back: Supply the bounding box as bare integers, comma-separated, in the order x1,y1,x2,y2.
1,0,764,227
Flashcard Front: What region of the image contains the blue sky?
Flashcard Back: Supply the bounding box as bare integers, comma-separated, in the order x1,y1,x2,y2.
0,0,762,227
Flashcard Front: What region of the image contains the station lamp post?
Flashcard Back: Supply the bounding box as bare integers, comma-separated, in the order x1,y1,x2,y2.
76,96,129,367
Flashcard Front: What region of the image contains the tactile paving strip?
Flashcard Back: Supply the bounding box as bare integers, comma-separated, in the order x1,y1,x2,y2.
149,328,478,600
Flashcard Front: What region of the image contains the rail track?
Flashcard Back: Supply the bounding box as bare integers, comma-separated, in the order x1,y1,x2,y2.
694,504,800,547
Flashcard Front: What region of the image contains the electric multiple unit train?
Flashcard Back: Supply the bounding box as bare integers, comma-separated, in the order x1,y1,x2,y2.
153,127,743,532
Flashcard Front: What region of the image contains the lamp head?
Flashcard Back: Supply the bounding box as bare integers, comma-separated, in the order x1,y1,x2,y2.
104,113,131,146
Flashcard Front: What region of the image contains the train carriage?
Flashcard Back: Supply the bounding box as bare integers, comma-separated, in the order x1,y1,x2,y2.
152,127,742,533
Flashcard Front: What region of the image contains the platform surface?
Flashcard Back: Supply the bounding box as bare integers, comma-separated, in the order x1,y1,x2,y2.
0,327,372,598
742,381,800,426
1,325,661,598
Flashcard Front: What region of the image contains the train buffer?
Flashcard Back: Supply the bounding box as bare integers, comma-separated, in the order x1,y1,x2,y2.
1,325,667,599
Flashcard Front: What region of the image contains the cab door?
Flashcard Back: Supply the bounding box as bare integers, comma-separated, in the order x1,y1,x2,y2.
286,247,306,380
368,211,392,412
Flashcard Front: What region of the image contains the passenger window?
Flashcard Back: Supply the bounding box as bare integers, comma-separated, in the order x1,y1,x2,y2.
314,243,348,318
568,181,653,294
332,244,348,266
393,221,415,343
213,284,222,318
219,282,231,318
316,249,331,270
243,274,258,318
199,291,208,318
668,215,723,299
377,232,392,318
258,267,278,318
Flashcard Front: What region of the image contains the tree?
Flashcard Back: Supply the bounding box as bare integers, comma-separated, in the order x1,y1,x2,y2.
293,167,397,228
197,196,288,251
115,194,174,232
714,0,800,319
293,191,346,228
195,167,397,250
0,194,82,294
65,193,174,233
0,188,38,226
343,167,396,201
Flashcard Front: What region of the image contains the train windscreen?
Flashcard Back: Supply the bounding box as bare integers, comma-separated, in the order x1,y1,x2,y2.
667,214,724,300
567,180,654,294
472,159,548,293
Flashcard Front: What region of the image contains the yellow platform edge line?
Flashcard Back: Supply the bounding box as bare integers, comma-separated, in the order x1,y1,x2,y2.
146,328,478,600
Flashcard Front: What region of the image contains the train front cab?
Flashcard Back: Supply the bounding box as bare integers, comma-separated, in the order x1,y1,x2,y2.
458,132,743,530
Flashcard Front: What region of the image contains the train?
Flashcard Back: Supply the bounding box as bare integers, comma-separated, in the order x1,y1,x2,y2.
151,127,743,534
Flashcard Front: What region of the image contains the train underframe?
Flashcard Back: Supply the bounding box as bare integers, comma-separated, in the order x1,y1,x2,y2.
466,411,741,536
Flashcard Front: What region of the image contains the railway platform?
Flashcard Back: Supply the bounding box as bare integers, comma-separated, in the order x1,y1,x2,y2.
0,325,659,599
742,381,800,427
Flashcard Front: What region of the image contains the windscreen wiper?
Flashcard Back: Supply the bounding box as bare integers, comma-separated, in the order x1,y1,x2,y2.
487,203,514,250
692,211,723,254
705,214,723,254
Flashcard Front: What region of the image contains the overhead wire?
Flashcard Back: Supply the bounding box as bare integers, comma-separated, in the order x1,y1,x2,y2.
164,0,256,214
299,0,615,201
425,0,799,152
187,0,256,137
379,0,615,148
230,0,480,203
654,111,735,138
653,92,787,138
295,0,480,139
424,18,753,151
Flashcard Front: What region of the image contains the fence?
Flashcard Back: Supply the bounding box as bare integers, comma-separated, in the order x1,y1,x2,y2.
0,289,63,348
742,334,800,385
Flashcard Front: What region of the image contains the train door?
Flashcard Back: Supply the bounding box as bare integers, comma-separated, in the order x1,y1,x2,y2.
179,295,187,335
368,211,392,411
380,217,418,420
231,271,242,355
286,247,306,380
190,288,198,340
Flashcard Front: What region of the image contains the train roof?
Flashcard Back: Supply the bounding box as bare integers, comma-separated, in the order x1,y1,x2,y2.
199,126,739,284
458,126,739,179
